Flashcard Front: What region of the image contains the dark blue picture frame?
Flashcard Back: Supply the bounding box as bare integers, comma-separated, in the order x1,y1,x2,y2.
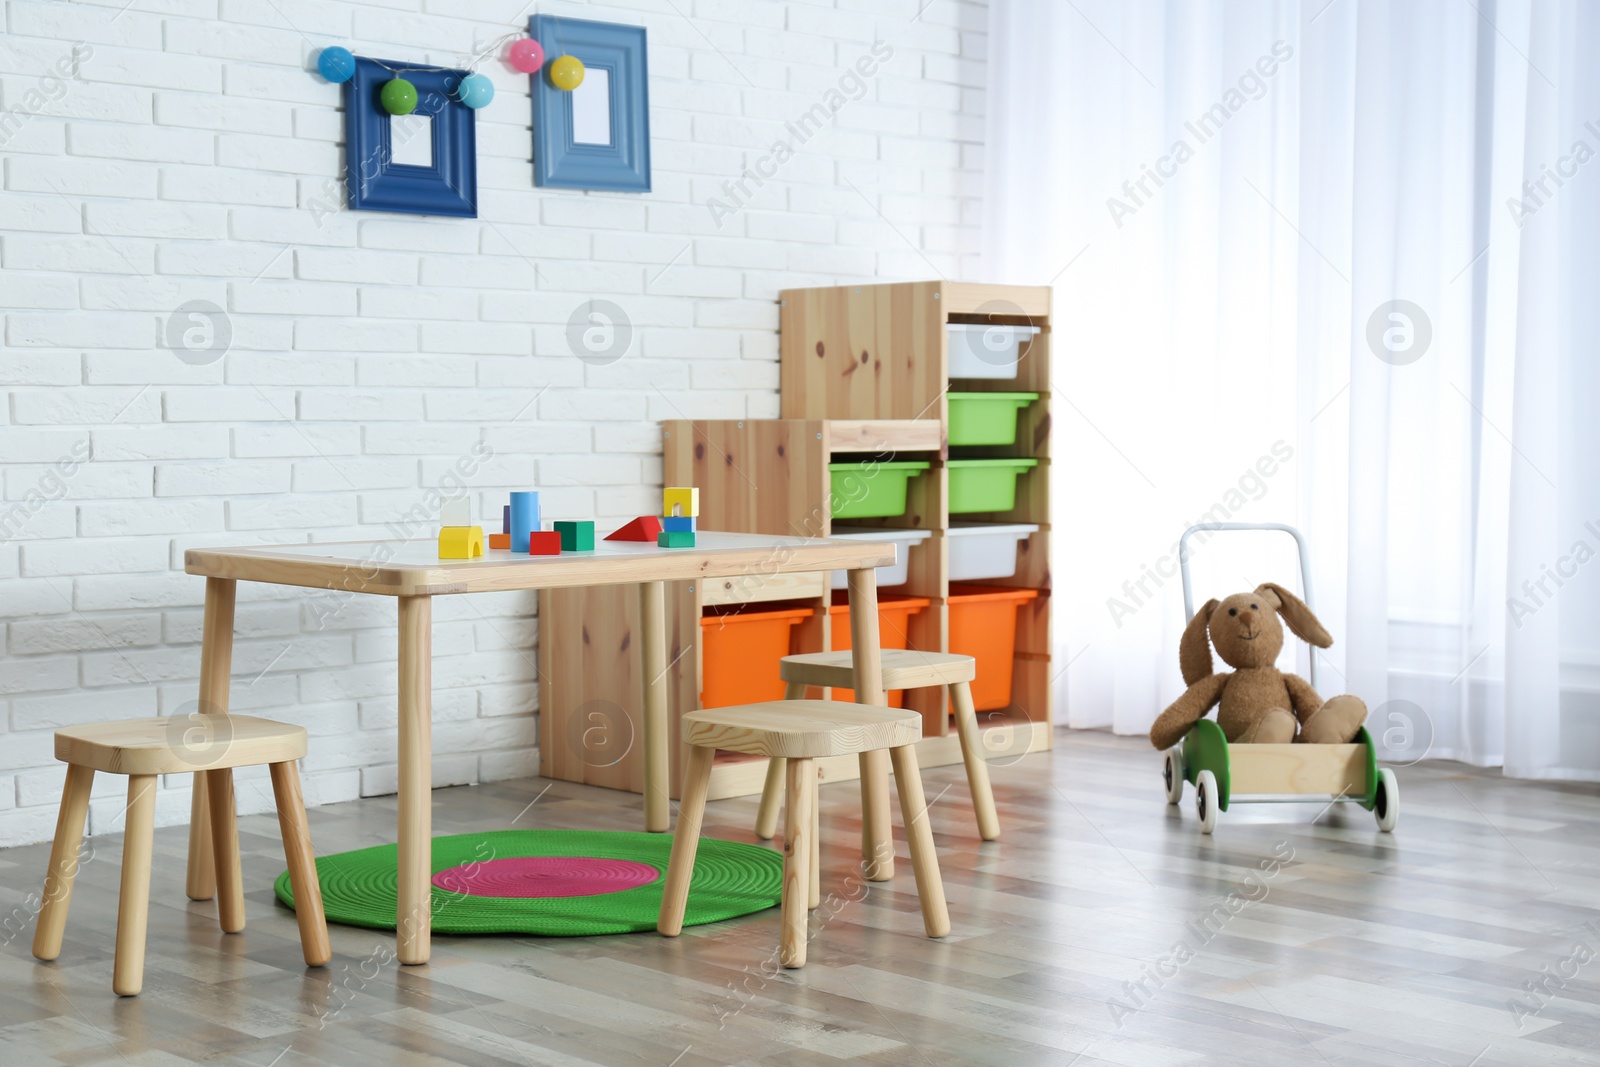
530,16,651,192
344,57,477,217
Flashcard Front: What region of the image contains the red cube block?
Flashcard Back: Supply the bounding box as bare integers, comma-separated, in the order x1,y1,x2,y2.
528,531,562,555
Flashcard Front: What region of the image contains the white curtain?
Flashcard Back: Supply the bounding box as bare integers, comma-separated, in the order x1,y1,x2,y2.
984,0,1600,779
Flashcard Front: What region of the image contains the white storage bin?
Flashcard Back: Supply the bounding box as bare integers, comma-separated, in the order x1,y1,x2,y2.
947,323,1040,380
947,522,1040,581
827,526,932,589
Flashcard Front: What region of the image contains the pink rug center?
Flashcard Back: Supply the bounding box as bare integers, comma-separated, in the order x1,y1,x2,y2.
431,856,659,899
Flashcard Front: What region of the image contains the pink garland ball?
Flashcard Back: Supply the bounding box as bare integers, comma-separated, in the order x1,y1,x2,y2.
508,38,545,74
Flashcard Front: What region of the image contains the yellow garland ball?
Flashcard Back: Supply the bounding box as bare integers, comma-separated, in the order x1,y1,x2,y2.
549,54,585,91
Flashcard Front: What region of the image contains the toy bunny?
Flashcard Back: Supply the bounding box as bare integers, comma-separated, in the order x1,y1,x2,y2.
1149,582,1367,750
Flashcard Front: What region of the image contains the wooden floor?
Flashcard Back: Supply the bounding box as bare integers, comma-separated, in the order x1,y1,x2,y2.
2,730,1599,1065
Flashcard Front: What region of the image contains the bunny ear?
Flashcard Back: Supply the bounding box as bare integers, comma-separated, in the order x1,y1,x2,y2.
1179,599,1219,685
1255,582,1332,647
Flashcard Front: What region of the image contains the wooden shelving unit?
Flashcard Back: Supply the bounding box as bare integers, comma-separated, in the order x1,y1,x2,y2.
540,280,1053,800
778,280,1054,767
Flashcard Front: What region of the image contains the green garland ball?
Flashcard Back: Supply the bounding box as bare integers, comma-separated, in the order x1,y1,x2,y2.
381,78,418,116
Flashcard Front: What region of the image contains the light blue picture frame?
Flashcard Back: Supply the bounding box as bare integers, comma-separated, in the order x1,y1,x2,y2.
530,15,651,192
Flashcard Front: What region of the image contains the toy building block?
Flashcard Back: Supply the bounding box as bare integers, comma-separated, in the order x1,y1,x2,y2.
661,515,696,533
663,487,699,518
441,498,470,527
553,520,596,552
528,531,562,555
606,515,664,542
657,530,696,548
509,492,540,554
438,526,484,559
503,504,511,533
488,532,511,550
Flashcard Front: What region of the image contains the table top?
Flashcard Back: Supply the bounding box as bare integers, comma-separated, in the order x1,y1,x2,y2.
184,530,897,597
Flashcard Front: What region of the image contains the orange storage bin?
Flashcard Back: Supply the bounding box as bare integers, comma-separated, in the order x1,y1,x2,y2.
825,593,930,707
948,584,1040,711
699,605,814,708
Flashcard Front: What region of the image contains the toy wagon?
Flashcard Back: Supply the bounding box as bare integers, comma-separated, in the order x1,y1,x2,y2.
1161,522,1398,834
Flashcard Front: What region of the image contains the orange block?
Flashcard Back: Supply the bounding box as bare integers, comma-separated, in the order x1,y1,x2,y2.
488,532,511,550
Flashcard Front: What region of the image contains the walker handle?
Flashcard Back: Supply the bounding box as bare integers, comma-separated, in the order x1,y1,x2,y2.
1177,522,1316,690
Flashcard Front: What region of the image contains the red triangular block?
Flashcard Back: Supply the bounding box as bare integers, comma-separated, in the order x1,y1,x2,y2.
605,515,663,542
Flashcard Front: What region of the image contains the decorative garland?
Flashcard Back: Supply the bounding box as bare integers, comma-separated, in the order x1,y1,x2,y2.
315,31,584,115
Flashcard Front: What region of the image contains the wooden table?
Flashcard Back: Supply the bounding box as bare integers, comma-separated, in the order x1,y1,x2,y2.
181,531,897,965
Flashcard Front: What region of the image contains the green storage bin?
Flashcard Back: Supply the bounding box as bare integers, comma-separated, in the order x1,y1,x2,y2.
947,458,1039,513
829,460,930,519
948,392,1040,446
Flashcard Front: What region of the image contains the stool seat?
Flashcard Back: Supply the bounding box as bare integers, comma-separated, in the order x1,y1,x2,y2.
54,715,306,776
682,701,921,758
779,649,977,690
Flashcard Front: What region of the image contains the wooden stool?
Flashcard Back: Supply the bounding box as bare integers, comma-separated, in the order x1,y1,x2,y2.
32,715,330,996
754,650,1001,843
658,700,949,968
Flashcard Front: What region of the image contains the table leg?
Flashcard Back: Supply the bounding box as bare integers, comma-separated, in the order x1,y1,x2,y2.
186,576,235,902
808,763,820,910
846,567,893,881
639,580,670,833
397,594,433,965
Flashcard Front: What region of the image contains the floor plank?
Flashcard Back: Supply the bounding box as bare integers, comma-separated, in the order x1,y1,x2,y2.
2,730,1599,1065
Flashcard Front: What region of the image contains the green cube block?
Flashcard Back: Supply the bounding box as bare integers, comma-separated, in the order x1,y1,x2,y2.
657,530,696,548
554,520,595,551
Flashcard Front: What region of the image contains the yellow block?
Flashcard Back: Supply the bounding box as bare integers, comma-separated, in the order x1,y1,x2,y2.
438,526,484,559
663,486,699,518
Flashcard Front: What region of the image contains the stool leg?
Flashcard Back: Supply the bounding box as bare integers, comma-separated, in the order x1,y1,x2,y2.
113,775,158,996
207,768,246,933
32,764,95,962
754,681,804,841
185,783,214,901
889,745,950,939
808,764,820,910
858,750,893,881
658,745,715,937
270,761,330,967
781,757,814,968
755,758,785,841
950,681,1001,841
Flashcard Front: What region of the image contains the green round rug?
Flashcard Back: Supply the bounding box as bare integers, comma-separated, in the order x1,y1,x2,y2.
273,829,782,936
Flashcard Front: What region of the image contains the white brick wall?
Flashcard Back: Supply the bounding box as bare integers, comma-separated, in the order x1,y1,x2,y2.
0,0,987,847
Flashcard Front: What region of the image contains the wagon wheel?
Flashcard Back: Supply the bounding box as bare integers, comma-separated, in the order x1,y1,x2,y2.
1163,748,1185,805
1374,768,1399,832
1195,769,1219,834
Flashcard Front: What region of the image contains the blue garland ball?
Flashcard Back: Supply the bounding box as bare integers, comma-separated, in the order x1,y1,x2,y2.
317,46,356,84
458,72,495,109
